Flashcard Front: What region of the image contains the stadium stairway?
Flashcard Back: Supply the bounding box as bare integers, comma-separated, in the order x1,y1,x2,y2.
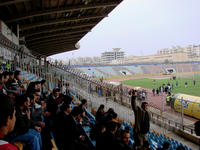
98,66,116,76
124,66,136,75
108,66,120,76
94,67,110,77
135,66,143,74
126,65,141,74
193,64,198,72
112,67,124,76
161,65,168,74
139,66,149,74
118,66,133,75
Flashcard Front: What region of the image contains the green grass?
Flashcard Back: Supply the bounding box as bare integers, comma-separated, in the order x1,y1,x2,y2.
121,75,200,97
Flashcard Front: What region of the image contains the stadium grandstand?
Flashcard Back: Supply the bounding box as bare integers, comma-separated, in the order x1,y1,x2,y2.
0,0,199,150
74,62,200,77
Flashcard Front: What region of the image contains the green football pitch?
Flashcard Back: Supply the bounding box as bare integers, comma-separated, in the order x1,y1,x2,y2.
121,75,200,97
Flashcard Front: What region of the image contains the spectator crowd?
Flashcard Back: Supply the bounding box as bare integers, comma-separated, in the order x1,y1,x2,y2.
0,68,198,150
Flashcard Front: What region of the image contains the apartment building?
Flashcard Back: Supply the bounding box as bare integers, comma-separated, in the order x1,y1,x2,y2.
101,48,125,64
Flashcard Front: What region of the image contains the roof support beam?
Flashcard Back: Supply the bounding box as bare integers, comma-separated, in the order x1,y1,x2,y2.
22,22,96,37
27,34,84,46
26,29,89,42
20,14,105,31
48,48,76,56
34,43,75,50
27,34,84,45
34,45,77,56
29,39,78,49
0,0,30,7
40,47,76,56
6,1,118,23
31,45,76,53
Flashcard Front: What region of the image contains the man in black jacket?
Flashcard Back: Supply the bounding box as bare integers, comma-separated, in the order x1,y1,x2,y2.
46,88,61,117
53,106,90,150
131,89,151,149
53,102,72,150
116,130,132,150
194,120,200,136
12,95,42,150
96,121,118,150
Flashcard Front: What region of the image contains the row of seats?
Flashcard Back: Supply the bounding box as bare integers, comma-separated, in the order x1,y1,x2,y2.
75,63,200,77
121,121,192,150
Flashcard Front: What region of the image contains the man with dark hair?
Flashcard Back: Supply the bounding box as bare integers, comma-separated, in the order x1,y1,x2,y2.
65,83,70,96
152,88,155,96
60,106,89,150
63,95,73,104
14,70,25,94
193,80,196,87
6,71,15,89
46,88,61,117
40,80,46,100
184,81,188,88
14,71,20,80
0,74,4,93
53,103,72,150
79,99,95,127
104,108,115,123
32,89,43,109
2,71,9,83
26,82,37,96
79,99,88,113
194,120,200,136
34,81,41,90
131,89,151,149
13,95,42,150
176,146,186,150
96,104,105,124
1,71,9,95
161,141,170,150
0,66,3,74
80,99,88,111
0,94,18,150
29,93,45,129
142,140,151,150
40,80,46,86
96,121,118,150
116,130,132,150
5,71,18,96
1,71,19,96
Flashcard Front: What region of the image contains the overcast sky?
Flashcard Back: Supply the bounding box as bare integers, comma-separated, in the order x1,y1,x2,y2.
51,0,200,60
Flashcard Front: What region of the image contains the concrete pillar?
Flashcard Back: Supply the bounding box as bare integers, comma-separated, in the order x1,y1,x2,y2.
44,57,47,79
17,24,19,39
39,57,41,77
